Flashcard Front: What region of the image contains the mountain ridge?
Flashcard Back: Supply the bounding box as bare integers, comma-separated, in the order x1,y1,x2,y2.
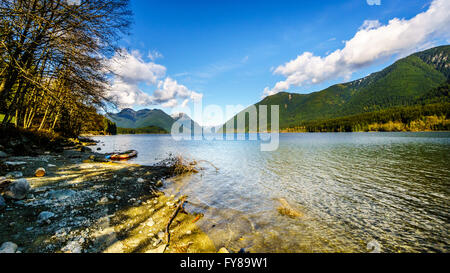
226,45,450,130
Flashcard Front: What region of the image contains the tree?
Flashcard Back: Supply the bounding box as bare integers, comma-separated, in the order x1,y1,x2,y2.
0,0,131,136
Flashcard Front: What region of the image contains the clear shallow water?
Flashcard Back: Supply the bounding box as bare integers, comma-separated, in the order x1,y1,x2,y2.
93,132,450,253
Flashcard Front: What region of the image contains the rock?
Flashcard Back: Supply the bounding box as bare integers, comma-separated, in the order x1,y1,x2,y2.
5,171,23,179
38,211,56,223
137,178,145,183
35,168,46,177
0,242,18,253
99,196,109,204
277,198,303,218
97,147,101,151
0,195,6,211
155,180,163,187
47,189,76,200
4,179,30,200
217,247,229,253
0,151,8,158
62,241,82,253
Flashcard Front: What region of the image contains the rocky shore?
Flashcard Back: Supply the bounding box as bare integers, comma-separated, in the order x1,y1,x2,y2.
0,139,216,253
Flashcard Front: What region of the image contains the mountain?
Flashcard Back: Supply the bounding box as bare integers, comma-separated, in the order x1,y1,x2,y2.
226,45,450,130
107,109,200,133
107,108,175,131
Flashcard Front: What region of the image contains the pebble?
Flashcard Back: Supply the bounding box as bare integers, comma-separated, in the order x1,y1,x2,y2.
137,178,145,183
157,232,165,239
0,242,18,253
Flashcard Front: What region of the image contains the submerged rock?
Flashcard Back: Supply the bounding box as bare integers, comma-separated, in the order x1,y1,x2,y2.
277,198,303,218
0,242,18,253
4,179,30,200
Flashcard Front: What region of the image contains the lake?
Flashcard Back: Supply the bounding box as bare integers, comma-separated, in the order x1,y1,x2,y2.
92,132,450,253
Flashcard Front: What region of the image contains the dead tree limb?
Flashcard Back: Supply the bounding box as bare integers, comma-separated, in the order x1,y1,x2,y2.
163,196,187,252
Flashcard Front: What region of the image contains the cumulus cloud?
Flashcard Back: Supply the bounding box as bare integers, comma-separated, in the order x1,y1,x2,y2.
263,0,450,97
106,49,202,109
153,77,203,104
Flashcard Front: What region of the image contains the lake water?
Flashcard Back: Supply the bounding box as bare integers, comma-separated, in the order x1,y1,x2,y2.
92,132,450,253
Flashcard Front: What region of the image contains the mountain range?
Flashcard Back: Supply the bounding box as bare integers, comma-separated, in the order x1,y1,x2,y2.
226,45,449,129
107,45,449,132
106,109,200,132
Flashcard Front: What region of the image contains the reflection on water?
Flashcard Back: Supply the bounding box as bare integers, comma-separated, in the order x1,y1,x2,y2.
93,132,450,253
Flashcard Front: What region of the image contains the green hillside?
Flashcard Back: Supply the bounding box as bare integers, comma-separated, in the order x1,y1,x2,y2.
106,109,199,133
226,45,450,130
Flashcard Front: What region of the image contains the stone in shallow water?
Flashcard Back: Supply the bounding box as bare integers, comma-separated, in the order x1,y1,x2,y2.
0,242,18,253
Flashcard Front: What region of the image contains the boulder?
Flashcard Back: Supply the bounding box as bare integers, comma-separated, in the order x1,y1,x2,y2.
0,242,18,253
4,179,30,200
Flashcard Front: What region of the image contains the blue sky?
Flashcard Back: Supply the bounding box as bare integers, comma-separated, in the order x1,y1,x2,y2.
108,0,449,125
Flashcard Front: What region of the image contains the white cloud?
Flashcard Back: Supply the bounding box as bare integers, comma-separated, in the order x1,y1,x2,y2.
148,50,164,61
153,77,203,104
108,49,166,85
106,49,203,109
263,0,450,97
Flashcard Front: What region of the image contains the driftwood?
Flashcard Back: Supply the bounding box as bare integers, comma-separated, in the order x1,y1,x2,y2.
163,196,187,252
197,160,219,172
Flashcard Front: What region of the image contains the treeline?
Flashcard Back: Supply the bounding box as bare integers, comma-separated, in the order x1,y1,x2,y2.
283,102,450,133
0,0,131,137
117,126,168,135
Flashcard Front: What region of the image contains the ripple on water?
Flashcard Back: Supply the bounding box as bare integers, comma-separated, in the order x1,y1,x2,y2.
93,133,450,253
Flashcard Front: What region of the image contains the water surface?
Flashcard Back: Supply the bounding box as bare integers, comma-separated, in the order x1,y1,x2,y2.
93,132,450,253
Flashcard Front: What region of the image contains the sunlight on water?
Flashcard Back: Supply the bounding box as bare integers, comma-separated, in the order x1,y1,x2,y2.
93,132,450,253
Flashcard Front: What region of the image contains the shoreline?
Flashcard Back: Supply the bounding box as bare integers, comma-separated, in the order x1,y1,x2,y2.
0,147,216,253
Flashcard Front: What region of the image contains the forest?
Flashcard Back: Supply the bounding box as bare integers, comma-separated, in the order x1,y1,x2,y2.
0,0,131,137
